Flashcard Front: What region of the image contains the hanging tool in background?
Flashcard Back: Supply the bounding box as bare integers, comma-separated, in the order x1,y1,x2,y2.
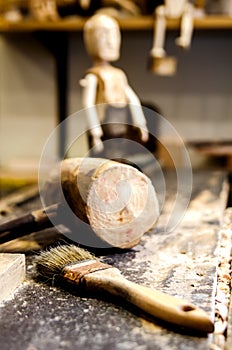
149,0,195,76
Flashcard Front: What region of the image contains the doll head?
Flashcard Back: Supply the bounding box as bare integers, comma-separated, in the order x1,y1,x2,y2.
83,14,121,62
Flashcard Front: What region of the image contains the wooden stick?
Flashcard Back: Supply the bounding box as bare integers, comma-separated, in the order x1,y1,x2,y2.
0,185,39,216
83,265,214,333
0,204,58,244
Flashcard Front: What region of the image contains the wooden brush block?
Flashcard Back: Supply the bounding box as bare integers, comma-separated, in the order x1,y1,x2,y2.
149,56,177,76
0,253,25,303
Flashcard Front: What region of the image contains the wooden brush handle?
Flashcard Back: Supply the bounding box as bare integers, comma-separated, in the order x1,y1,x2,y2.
83,268,214,333
0,204,58,244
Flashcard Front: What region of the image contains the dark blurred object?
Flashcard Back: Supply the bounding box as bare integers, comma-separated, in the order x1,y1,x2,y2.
141,101,161,154
58,0,142,18
87,102,160,159
140,0,164,14
205,0,232,14
58,0,101,17
188,140,232,170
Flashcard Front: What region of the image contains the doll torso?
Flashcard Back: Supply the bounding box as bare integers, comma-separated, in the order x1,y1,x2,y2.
86,65,128,107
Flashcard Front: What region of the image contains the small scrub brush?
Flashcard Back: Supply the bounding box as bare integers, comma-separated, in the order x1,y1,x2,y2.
34,244,214,333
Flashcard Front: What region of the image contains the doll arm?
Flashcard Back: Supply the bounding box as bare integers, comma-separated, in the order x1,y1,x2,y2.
80,73,104,152
125,85,149,142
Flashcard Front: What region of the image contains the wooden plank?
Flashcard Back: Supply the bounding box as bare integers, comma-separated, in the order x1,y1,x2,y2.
220,208,232,349
1,15,232,32
0,184,39,218
0,253,25,303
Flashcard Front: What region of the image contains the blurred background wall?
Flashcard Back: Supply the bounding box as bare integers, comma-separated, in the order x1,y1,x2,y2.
0,28,231,168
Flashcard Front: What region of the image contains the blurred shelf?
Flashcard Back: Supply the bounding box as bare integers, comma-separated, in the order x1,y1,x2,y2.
0,15,232,32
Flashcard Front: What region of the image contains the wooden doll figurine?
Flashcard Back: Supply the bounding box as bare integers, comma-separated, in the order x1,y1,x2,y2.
150,0,194,75
80,14,149,155
29,0,59,21
0,1,22,22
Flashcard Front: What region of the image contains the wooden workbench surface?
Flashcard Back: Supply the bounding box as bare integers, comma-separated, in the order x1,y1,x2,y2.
0,170,231,350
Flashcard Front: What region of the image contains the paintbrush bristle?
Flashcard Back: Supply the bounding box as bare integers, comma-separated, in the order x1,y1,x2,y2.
35,244,96,280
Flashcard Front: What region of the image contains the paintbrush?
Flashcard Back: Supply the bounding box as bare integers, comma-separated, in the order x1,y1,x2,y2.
34,244,214,333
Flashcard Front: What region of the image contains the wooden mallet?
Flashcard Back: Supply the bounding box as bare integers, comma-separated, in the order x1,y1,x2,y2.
0,158,159,249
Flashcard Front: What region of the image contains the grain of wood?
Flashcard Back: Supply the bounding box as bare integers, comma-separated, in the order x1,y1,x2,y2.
0,253,25,303
0,171,229,350
42,157,159,248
